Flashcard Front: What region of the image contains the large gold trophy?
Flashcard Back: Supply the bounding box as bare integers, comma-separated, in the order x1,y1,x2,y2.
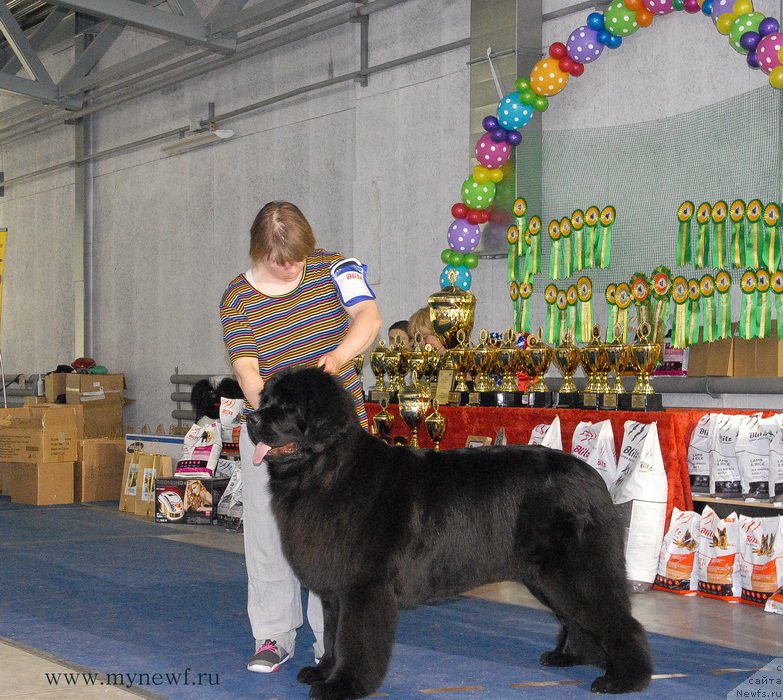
398,371,430,448
368,341,390,402
581,324,610,409
490,329,527,407
424,399,446,451
603,323,630,410
553,329,582,408
624,322,663,411
522,333,554,407
371,396,395,443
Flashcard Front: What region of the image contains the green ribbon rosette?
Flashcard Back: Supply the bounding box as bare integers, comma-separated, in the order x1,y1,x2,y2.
566,285,578,342
715,270,733,340
773,271,783,340
756,268,772,339
518,280,533,334
745,199,763,268
650,266,672,344
763,203,781,273
739,269,759,340
510,281,520,331
671,276,689,349
699,274,716,343
544,284,559,345
560,217,573,279
677,201,694,265
513,197,527,279
711,201,728,269
571,209,585,272
694,202,711,269
576,276,593,343
630,272,651,332
524,215,542,278
556,288,569,345
615,282,632,344
584,206,599,269
507,224,521,283
605,284,618,343
597,206,615,269
730,199,746,268
548,220,562,281
686,278,701,346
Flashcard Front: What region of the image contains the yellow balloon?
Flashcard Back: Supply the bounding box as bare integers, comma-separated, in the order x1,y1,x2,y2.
769,66,783,89
716,12,735,34
530,57,569,97
473,165,491,184
732,0,753,15
488,168,504,184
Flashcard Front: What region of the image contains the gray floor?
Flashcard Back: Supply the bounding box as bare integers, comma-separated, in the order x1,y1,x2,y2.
4,523,782,699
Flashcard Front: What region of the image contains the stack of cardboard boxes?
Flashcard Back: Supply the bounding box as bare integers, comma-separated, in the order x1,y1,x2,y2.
0,373,127,505
688,323,783,377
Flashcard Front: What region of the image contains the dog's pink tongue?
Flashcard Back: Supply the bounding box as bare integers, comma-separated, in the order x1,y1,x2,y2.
253,442,270,465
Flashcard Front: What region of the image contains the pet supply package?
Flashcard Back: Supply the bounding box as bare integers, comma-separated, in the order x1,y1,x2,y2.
176,420,222,478
687,413,714,495
739,514,783,606
571,419,617,489
765,586,783,614
769,422,783,504
219,397,243,445
735,414,774,500
217,466,243,528
611,421,668,592
653,507,700,595
528,415,562,450
709,413,743,498
696,505,741,601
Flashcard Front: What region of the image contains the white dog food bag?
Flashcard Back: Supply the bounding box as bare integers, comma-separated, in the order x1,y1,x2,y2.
769,419,783,504
735,414,774,500
571,420,617,489
528,415,562,450
687,413,714,495
696,505,741,602
653,507,700,596
176,420,222,478
219,397,243,445
709,413,743,498
739,514,783,607
611,421,668,592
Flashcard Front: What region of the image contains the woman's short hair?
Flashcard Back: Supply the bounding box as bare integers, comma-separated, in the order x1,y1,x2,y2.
249,201,315,264
407,307,434,341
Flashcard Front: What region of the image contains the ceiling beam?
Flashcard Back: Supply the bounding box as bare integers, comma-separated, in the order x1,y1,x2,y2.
0,71,81,108
0,2,57,84
45,0,237,54
2,7,69,74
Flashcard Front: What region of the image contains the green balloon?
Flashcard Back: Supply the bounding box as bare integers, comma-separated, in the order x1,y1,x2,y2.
461,176,496,210
729,13,764,54
604,0,639,37
441,248,452,264
449,251,465,267
672,0,684,9
463,253,479,269
514,76,530,92
519,88,537,106
534,94,549,112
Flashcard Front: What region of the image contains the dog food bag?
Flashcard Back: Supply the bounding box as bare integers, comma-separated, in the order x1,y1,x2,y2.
769,421,783,504
709,413,743,498
611,421,668,592
571,420,617,489
697,505,741,602
176,420,222,478
528,415,562,450
765,585,783,614
739,514,783,606
687,413,714,495
653,507,700,595
219,397,243,445
736,414,774,500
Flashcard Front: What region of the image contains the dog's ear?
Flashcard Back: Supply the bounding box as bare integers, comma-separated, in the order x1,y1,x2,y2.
216,377,244,399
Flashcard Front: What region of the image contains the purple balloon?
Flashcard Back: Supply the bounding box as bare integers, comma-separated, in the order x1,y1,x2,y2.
566,25,604,64
740,31,761,51
482,115,500,132
447,219,482,253
490,128,507,143
759,17,780,37
505,129,522,146
747,50,760,69
710,0,732,27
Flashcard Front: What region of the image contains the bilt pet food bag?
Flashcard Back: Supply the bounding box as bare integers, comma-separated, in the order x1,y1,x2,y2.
687,413,714,495
709,413,743,498
571,419,617,489
769,420,783,504
219,397,243,445
739,514,783,606
177,420,222,478
735,415,775,500
528,415,562,450
653,507,700,595
697,505,741,602
611,421,668,592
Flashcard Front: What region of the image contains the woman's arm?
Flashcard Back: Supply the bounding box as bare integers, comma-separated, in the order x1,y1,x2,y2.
318,299,382,375
233,356,265,410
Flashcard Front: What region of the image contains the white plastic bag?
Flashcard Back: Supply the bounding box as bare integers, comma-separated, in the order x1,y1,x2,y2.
612,421,668,592
653,507,700,596
687,413,713,495
571,419,617,489
528,415,562,450
177,420,222,478
709,413,743,498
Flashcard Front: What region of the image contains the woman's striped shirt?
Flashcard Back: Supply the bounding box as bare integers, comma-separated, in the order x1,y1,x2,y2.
219,249,367,428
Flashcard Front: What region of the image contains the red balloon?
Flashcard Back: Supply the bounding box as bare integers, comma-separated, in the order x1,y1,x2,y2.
570,62,585,77
451,203,468,219
549,42,567,59
466,210,482,225
478,209,489,224
558,56,575,73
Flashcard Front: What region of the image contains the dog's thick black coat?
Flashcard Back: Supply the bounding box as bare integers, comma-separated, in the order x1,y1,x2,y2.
247,367,652,700
190,376,244,421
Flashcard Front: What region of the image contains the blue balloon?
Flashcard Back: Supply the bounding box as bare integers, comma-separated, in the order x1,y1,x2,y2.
596,29,612,46
759,17,780,37
605,33,622,49
701,0,713,14
490,127,507,143
482,115,500,132
587,12,605,30
505,129,522,146
496,91,534,131
440,265,472,291
740,31,760,51
746,50,760,69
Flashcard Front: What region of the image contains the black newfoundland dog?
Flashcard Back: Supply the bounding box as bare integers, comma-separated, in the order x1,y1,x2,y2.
247,367,652,699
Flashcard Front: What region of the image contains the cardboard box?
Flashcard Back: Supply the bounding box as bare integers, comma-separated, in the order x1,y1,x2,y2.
732,337,756,377
65,373,125,405
2,461,74,505
45,373,68,403
755,321,783,377
75,439,126,503
687,326,735,378
125,433,185,463
134,453,175,518
155,477,229,525
119,452,140,512
0,406,78,463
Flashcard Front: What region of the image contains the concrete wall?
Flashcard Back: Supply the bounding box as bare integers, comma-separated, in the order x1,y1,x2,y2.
0,0,780,426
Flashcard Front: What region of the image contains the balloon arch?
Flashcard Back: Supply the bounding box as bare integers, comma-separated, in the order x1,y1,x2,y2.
439,0,783,291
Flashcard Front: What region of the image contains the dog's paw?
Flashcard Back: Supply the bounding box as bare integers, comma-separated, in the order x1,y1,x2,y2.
297,665,326,685
309,677,370,700
590,674,650,694
540,650,579,667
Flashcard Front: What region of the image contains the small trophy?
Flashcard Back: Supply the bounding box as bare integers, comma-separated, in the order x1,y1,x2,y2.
371,396,395,443
407,334,429,394
624,322,663,411
448,329,474,404
602,324,630,410
424,399,446,451
472,329,499,406
398,372,430,448
369,341,389,403
581,324,610,409
382,338,408,401
524,334,554,408
553,329,582,408
493,329,527,407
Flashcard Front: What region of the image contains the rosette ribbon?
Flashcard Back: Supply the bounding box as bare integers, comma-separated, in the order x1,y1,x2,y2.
711,201,727,269
739,269,759,340
584,206,599,269
576,276,593,344
556,289,569,345
523,216,542,279
630,272,651,333
745,200,763,269
730,199,746,268
671,276,689,349
507,224,521,283
571,210,585,272
756,269,772,339
548,220,562,280
686,279,701,347
544,284,559,345
699,274,716,344
773,272,783,340
615,282,632,344
715,271,733,341
763,204,781,274
596,206,615,269
560,217,573,279
518,280,533,334
694,203,711,269
677,201,694,266
650,266,672,344
514,198,527,281
510,281,520,333
605,284,618,344
566,286,578,342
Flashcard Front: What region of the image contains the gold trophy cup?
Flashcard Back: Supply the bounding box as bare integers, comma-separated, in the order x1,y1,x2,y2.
398,372,430,448
428,270,476,351
581,324,610,409
471,328,498,393
449,329,474,396
496,329,524,393
424,399,446,451
603,323,630,410
524,334,554,406
553,329,582,408
369,341,389,402
371,396,395,443
628,322,663,411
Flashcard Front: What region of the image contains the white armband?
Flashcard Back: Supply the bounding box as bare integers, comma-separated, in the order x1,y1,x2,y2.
329,258,376,307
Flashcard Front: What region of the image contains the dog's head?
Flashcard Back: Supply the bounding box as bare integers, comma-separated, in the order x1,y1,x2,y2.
190,376,244,421
246,366,360,466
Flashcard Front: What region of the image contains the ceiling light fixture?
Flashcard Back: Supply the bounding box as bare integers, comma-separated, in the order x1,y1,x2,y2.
161,127,235,156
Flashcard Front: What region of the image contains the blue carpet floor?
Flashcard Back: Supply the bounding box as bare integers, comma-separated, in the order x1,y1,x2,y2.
0,498,775,699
